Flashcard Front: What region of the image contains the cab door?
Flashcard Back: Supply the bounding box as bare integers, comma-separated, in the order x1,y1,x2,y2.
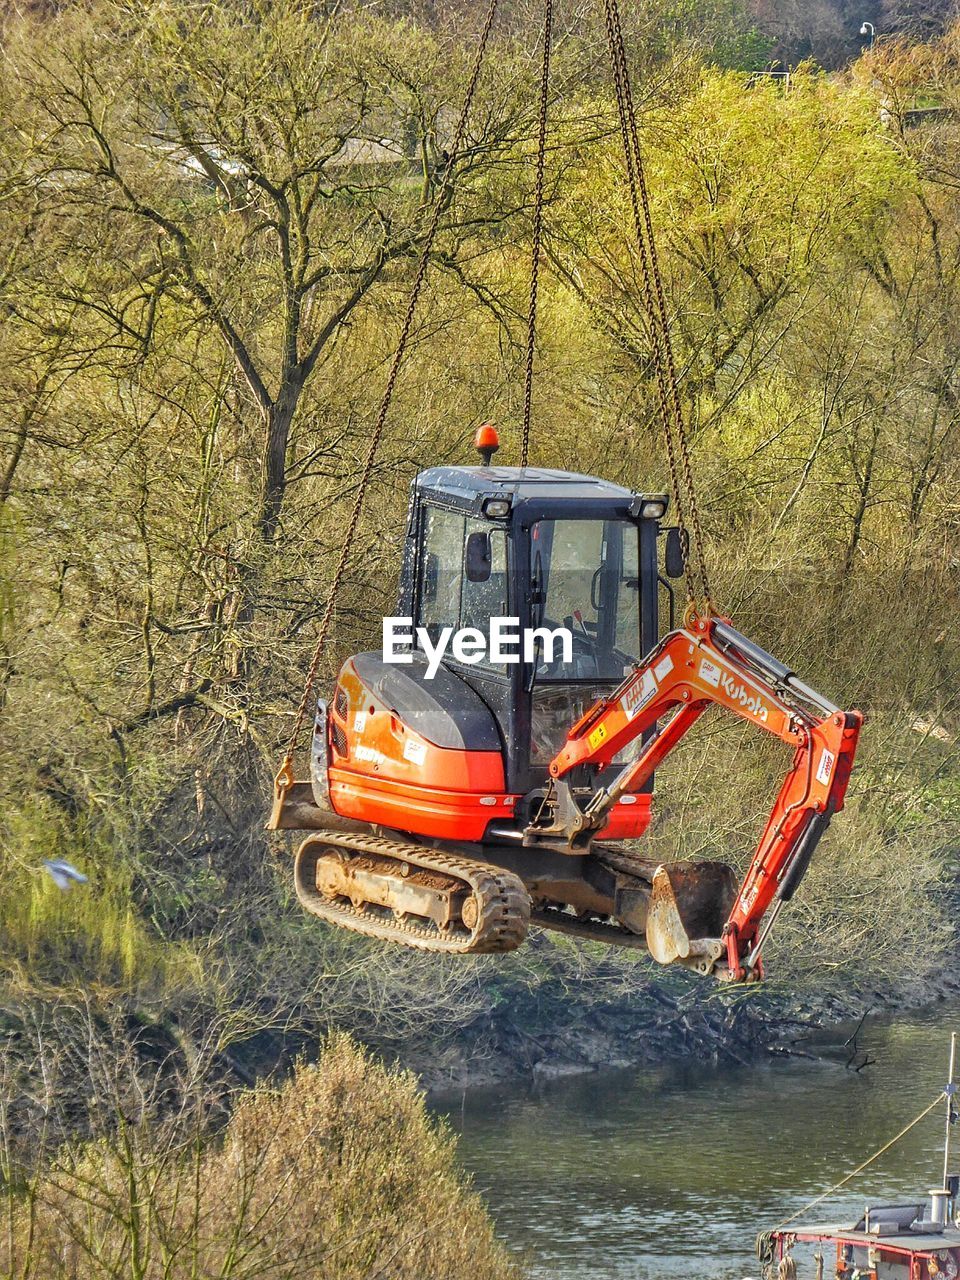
414,504,516,768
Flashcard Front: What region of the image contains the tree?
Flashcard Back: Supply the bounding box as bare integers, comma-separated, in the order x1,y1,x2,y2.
14,0,533,544
545,67,905,456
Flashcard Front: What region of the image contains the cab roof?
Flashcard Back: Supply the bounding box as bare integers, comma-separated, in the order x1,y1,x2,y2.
414,465,664,517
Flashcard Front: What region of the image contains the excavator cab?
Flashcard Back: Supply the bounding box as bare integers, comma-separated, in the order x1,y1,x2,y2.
310,452,674,854
394,461,667,797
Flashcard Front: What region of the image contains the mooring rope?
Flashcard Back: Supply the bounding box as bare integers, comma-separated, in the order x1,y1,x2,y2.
769,1090,947,1234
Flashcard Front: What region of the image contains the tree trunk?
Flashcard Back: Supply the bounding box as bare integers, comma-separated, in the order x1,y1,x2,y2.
842,429,879,578
259,375,303,543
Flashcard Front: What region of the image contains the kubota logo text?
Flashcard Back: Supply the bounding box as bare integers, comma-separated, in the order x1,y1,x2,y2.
720,672,769,722
700,657,768,721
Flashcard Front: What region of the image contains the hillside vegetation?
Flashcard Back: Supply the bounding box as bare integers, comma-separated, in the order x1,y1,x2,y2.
0,0,958,1127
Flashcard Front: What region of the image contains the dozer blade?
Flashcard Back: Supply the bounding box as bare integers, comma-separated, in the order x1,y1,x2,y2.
645,860,739,974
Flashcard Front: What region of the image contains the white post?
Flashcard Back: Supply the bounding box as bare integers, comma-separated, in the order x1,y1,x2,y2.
944,1031,957,1192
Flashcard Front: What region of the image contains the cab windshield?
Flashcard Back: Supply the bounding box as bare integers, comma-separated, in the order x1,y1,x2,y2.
530,518,640,681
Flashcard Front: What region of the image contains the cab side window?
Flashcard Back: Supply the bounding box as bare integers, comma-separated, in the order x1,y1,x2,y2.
461,520,508,635
417,508,509,668
419,507,464,639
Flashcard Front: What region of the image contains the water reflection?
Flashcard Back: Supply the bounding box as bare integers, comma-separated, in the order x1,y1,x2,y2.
437,1005,960,1279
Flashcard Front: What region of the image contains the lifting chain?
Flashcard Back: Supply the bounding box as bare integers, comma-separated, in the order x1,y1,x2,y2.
275,0,500,790
601,0,712,610
520,0,554,470
278,0,714,792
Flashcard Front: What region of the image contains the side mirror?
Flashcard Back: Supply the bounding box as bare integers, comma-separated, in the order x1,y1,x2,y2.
465,530,492,583
422,551,440,601
664,526,688,580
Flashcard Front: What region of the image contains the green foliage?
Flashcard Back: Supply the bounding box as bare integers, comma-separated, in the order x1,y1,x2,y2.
0,795,202,999
682,0,774,69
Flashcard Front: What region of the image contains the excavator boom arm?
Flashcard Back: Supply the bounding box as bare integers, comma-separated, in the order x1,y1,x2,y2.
544,614,863,979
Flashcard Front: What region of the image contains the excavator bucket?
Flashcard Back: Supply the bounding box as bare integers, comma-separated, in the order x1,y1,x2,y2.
644,861,739,972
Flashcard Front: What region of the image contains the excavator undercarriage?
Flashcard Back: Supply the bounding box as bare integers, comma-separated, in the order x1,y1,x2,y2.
282,831,732,984
282,809,739,975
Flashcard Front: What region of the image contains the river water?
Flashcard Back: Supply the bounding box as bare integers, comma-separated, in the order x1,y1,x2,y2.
438,1003,960,1280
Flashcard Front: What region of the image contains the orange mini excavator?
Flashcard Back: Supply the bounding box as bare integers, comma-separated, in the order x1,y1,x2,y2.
269,429,862,981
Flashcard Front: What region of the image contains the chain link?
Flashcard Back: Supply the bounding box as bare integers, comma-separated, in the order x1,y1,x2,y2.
277,0,500,784
520,0,554,470
601,0,696,605
603,0,712,609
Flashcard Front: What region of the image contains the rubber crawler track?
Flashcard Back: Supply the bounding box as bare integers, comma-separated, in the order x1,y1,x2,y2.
293,831,530,955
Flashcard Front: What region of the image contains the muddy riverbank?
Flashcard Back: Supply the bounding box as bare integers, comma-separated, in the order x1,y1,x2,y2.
407,939,960,1093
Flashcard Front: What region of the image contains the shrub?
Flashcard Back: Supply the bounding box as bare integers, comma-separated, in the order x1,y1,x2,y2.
2,1033,520,1280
